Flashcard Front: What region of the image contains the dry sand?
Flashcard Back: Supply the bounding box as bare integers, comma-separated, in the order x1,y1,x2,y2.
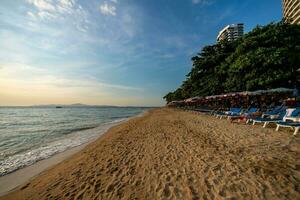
1,108,299,200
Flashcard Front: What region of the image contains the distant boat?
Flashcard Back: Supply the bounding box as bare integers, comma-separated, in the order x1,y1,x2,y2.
55,106,62,108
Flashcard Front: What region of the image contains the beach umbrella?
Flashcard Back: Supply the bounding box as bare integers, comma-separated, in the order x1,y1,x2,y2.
267,88,294,93
248,90,266,96
185,97,202,103
239,91,251,96
184,98,193,103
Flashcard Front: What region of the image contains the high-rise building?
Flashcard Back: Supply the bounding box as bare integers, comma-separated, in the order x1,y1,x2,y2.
283,0,300,24
217,24,244,43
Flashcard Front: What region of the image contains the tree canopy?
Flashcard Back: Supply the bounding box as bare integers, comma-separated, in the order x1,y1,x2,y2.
163,21,300,103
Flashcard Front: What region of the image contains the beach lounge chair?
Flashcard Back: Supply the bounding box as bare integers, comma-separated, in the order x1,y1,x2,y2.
212,110,224,116
215,108,242,119
252,110,287,128
283,108,300,122
262,105,287,118
227,108,259,122
241,108,259,118
276,121,300,135
252,108,300,128
211,108,225,116
246,107,259,113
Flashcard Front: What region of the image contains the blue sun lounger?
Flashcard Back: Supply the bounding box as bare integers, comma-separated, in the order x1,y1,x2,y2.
246,107,259,113
228,107,259,123
276,121,300,135
283,109,300,121
240,107,259,117
262,105,287,118
226,108,258,120
253,108,300,128
226,107,259,120
215,108,242,119
252,111,287,128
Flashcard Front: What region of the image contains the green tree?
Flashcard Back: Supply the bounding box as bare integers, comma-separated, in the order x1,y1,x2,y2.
164,21,300,103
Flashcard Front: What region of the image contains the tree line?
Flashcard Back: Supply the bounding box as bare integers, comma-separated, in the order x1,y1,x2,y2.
163,21,300,103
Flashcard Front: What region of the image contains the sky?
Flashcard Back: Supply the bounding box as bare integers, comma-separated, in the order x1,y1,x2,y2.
0,0,282,106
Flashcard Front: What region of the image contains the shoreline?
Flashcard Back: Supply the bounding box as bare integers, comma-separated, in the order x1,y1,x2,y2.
0,111,148,196
1,108,299,199
0,144,87,196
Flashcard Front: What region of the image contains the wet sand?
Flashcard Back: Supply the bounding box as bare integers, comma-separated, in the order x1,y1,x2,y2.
0,145,86,196
0,118,132,196
1,108,299,199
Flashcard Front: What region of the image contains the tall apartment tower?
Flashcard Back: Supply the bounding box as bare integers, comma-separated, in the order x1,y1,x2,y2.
283,0,300,24
217,24,244,43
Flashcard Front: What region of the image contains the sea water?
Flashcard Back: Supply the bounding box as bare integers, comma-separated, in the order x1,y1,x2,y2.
0,106,150,176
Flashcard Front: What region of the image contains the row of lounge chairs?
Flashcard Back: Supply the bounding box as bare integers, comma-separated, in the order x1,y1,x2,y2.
211,106,300,135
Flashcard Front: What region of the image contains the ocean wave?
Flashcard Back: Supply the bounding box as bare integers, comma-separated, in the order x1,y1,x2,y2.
57,126,99,135
0,124,111,176
0,107,149,176
105,117,128,124
110,115,132,119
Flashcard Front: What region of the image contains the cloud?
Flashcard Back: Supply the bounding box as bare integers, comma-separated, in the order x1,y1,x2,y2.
59,0,75,7
1,0,167,106
25,0,89,33
27,11,36,19
4,0,140,60
99,2,116,16
26,0,81,19
26,0,75,12
0,63,142,92
26,0,56,11
37,10,56,19
0,62,145,105
57,0,74,14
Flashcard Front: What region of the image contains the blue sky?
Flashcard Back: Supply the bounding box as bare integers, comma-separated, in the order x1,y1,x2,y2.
0,0,282,106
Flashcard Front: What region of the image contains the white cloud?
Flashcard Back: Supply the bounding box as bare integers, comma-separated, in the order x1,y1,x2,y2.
0,63,145,105
59,0,75,7
26,0,75,12
57,0,75,14
27,11,36,19
99,2,116,16
0,63,142,92
26,0,89,32
0,0,161,106
26,0,80,19
37,10,56,19
26,0,56,11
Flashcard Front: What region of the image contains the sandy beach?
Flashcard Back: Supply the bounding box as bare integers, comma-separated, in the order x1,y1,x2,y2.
1,108,299,200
